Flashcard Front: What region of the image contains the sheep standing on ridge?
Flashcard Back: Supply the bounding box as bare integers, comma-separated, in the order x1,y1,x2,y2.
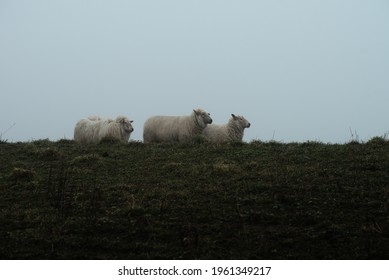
203,114,251,143
74,116,134,144
143,109,213,143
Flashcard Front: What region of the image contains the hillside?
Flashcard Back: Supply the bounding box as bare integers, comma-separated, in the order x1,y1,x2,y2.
1,138,389,259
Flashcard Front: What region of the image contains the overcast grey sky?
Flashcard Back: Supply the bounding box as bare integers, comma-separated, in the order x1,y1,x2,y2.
1,0,388,143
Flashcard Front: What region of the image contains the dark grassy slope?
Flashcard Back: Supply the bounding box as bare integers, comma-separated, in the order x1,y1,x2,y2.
1,139,389,259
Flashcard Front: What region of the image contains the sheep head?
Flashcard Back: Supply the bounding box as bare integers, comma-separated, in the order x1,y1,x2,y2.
231,114,251,128
193,109,213,127
116,116,134,133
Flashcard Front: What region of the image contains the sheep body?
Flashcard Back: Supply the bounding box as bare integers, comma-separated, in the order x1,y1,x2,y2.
203,114,250,143
74,116,133,144
143,109,213,143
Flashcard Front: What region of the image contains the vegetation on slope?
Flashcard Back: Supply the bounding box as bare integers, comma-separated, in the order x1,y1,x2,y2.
1,138,389,259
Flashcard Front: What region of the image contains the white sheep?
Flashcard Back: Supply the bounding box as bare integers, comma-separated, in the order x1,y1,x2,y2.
202,114,251,143
74,116,134,144
143,109,213,143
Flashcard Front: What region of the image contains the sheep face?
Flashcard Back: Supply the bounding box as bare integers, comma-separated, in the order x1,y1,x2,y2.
231,114,251,128
118,117,134,133
194,109,213,127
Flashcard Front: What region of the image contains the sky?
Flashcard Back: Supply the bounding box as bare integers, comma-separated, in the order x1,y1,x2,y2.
1,0,388,143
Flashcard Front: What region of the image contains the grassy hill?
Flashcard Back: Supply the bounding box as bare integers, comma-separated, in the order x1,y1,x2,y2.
1,138,389,259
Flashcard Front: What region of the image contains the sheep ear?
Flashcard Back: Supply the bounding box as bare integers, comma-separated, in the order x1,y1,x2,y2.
231,114,237,119
130,120,133,123
193,109,199,115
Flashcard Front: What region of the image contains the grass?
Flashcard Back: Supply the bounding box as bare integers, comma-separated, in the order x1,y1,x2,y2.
1,138,389,259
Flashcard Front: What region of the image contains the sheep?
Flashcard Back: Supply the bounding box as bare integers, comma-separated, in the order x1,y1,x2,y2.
74,116,134,144
143,108,213,143
202,114,251,143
